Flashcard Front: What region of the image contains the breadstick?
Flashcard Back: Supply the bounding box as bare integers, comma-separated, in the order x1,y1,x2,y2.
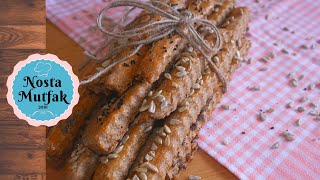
88,0,184,94
92,1,235,179
138,0,218,84
168,38,251,178
46,88,104,165
83,81,152,154
128,8,250,179
63,143,99,180
137,0,235,120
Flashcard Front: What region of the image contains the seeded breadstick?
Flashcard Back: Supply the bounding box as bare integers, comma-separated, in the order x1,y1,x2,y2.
63,144,99,180
88,0,185,94
137,0,235,120
127,8,250,179
138,0,218,84
168,39,251,178
92,1,236,179
84,81,152,154
46,88,104,165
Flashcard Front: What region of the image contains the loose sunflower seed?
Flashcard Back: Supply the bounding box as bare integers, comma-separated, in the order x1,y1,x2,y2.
164,136,171,146
300,97,309,103
286,102,294,108
164,124,171,134
164,73,172,80
271,142,280,149
296,119,302,126
297,106,305,112
107,153,118,159
146,163,159,173
114,145,124,154
282,131,295,141
309,110,320,116
148,100,156,113
307,83,315,90
139,172,148,180
144,126,153,133
151,143,158,151
169,119,181,125
258,112,267,121
221,104,230,110
100,156,109,164
154,136,162,145
289,79,298,87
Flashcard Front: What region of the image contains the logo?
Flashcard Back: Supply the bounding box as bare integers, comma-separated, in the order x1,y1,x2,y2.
6,54,79,127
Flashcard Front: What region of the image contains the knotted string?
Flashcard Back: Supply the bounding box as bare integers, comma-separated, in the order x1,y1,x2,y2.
81,0,227,92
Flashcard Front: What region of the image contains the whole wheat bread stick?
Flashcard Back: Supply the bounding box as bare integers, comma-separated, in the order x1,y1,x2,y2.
83,81,152,154
168,38,251,179
63,143,99,180
92,1,235,179
127,8,250,179
88,0,184,94
137,0,217,84
137,0,235,120
46,88,105,165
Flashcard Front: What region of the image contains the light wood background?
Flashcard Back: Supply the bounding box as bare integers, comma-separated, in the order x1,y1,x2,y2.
46,20,237,180
0,0,46,180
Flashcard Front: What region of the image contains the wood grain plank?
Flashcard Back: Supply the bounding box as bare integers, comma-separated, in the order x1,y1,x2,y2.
0,174,45,180
0,150,45,174
0,0,45,25
0,25,45,49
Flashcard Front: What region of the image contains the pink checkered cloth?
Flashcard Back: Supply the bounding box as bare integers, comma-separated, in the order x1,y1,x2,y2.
47,0,320,179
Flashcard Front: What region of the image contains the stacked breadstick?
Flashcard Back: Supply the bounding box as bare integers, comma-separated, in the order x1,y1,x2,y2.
47,0,251,179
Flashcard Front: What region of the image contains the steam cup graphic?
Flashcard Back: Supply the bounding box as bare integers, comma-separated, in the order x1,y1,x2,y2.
34,62,52,77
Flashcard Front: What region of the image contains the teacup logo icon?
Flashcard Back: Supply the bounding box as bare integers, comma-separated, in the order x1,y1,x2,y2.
6,54,79,127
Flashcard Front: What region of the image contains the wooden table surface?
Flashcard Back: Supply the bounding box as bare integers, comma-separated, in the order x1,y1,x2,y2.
46,20,237,180
0,0,46,179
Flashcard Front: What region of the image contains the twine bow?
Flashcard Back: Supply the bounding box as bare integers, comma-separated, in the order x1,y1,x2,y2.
81,0,227,92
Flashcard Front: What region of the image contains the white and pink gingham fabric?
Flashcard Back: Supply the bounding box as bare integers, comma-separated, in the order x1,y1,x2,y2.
47,0,320,179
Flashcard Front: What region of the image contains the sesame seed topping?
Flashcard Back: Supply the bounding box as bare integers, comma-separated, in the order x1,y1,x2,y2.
152,90,163,99
146,162,159,173
102,60,111,67
189,175,201,180
120,135,130,145
136,167,147,173
178,106,187,112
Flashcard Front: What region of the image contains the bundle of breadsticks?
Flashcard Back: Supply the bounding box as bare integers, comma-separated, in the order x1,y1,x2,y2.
47,0,251,179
